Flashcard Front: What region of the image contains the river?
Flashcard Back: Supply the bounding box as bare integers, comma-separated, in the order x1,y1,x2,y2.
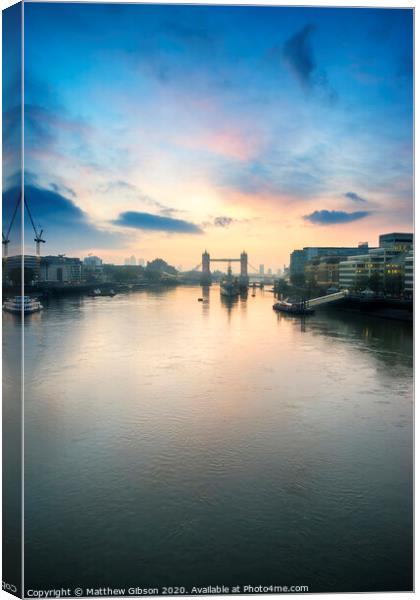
4,285,413,592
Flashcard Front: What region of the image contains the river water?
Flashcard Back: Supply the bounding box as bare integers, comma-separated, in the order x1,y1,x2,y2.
5,285,412,592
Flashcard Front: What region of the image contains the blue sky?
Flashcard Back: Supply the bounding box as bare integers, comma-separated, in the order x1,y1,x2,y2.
14,3,414,266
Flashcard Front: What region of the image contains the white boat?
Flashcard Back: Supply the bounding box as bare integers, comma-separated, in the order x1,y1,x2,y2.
88,288,102,297
3,296,43,314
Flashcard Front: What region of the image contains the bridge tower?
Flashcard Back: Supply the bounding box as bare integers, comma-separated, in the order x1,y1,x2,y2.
239,251,249,290
201,250,212,285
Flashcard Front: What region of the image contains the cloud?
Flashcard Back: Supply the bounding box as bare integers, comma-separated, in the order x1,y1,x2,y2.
344,191,368,204
283,24,316,90
7,184,124,250
303,209,371,225
113,211,203,234
282,24,337,102
98,180,178,216
161,20,215,47
50,182,76,198
214,216,234,228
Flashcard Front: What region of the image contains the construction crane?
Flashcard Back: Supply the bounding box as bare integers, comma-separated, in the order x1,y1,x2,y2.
2,191,22,260
24,195,45,258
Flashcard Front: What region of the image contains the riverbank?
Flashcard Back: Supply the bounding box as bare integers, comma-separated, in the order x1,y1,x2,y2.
2,280,180,298
319,295,413,322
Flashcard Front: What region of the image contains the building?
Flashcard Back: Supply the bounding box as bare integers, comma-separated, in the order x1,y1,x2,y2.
290,244,369,279
379,232,413,252
3,255,40,285
83,255,104,280
338,248,405,291
83,255,103,268
338,233,414,293
40,255,82,284
259,264,264,276
305,256,341,288
289,250,305,277
404,251,413,296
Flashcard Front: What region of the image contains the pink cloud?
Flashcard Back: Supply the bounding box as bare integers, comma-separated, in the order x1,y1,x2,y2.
176,127,262,161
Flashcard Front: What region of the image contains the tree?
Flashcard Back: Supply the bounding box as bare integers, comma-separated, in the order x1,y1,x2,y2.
368,271,382,294
290,272,305,287
354,274,369,292
384,273,403,297
276,278,289,294
146,258,177,275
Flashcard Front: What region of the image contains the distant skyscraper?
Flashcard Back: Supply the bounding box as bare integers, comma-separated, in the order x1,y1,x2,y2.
259,264,264,275
138,258,145,267
129,255,136,265
267,268,272,275
83,255,103,267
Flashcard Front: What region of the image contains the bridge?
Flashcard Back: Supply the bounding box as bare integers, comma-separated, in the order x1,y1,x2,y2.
280,290,348,308
307,290,348,307
200,250,249,287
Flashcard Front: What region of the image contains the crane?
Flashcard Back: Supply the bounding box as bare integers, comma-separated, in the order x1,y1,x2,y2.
24,195,45,258
2,191,22,260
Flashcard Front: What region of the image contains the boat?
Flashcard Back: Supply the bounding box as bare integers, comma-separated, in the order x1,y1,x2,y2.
101,289,116,297
273,300,315,316
220,265,240,298
3,296,43,314
88,288,102,297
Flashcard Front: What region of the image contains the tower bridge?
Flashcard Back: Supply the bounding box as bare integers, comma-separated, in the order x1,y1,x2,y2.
201,250,248,288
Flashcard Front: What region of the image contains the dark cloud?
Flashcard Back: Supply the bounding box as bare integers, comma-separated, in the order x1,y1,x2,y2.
303,209,371,225
3,184,123,250
214,216,234,228
113,211,203,234
283,24,316,90
50,182,76,198
282,24,337,102
344,191,368,204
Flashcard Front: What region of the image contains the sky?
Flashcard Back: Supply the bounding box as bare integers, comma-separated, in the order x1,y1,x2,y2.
7,3,414,269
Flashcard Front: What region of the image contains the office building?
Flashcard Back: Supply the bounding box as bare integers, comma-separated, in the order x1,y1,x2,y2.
40,255,82,283
290,244,369,278
304,256,341,288
379,232,413,252
338,248,404,290
404,251,413,296
3,255,40,284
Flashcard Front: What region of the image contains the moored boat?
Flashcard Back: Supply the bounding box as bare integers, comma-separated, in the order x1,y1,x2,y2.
273,300,315,316
220,265,240,298
88,288,102,297
3,296,43,314
101,289,116,297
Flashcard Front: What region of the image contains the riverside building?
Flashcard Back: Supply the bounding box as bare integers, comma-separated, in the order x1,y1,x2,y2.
290,243,369,279
338,233,413,292
40,255,82,284
404,251,413,297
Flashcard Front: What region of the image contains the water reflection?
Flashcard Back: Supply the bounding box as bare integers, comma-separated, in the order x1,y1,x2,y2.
14,285,413,592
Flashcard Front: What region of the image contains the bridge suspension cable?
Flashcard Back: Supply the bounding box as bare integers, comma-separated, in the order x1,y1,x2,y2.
248,263,260,273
